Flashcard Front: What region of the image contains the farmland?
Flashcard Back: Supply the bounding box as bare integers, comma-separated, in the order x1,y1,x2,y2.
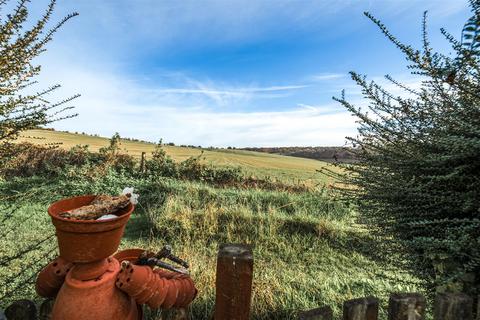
18,129,340,184
1,130,425,319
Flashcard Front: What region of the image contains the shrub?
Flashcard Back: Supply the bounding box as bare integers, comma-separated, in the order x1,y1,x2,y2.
1,141,137,179
146,140,178,178
97,133,137,174
333,3,480,295
1,143,90,178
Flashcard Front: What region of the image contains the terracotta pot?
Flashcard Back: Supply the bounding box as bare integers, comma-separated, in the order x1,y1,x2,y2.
48,195,134,263
134,270,158,305
175,278,197,307
161,278,180,309
116,263,152,297
186,278,198,304
146,277,169,309
172,279,189,308
116,262,197,309
51,258,140,320
36,257,73,297
114,249,146,264
70,258,112,281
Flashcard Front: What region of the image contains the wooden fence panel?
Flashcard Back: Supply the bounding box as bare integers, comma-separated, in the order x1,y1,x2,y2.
388,293,426,320
434,292,473,320
343,296,379,320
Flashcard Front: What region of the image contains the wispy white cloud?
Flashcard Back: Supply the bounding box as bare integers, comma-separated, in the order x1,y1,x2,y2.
297,103,345,115
153,84,308,95
311,73,345,81
37,62,355,147
74,0,351,49
147,84,309,106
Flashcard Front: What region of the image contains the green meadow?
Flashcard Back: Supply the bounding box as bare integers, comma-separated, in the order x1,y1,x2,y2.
1,130,424,319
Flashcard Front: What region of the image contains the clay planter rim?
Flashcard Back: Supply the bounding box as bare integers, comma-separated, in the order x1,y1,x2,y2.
114,249,146,263
48,195,134,229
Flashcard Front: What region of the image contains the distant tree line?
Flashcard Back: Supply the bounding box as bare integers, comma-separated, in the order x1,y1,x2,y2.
242,146,357,162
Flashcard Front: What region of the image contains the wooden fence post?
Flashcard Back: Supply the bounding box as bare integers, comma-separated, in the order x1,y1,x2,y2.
343,297,379,320
214,244,253,320
298,306,333,320
434,293,473,320
140,152,146,173
39,299,54,320
388,293,426,320
477,295,479,320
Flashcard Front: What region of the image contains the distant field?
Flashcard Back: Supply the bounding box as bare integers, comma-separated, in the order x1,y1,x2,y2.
18,129,340,184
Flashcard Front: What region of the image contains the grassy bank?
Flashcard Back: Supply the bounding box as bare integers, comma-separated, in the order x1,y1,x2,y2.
0,166,424,319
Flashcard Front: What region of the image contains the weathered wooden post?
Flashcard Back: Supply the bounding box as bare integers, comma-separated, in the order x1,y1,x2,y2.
214,244,253,320
434,293,473,320
298,306,333,320
140,152,146,173
39,299,54,320
388,293,426,320
343,296,379,320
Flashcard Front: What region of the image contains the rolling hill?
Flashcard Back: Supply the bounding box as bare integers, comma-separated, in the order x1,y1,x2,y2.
17,129,340,184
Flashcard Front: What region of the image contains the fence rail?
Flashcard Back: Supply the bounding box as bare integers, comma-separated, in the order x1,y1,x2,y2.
297,292,476,320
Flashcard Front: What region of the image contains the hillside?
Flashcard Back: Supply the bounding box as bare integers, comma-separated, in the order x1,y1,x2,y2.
17,129,339,184
242,146,357,162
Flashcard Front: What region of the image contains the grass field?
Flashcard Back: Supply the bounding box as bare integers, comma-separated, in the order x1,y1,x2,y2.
1,130,426,319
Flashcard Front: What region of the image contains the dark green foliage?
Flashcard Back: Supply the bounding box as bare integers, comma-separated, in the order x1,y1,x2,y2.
243,146,357,162
332,1,480,295
98,132,121,156
462,1,480,53
97,133,137,173
177,153,242,185
146,140,178,177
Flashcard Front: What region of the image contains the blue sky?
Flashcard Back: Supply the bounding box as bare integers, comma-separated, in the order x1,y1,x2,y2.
26,0,471,146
